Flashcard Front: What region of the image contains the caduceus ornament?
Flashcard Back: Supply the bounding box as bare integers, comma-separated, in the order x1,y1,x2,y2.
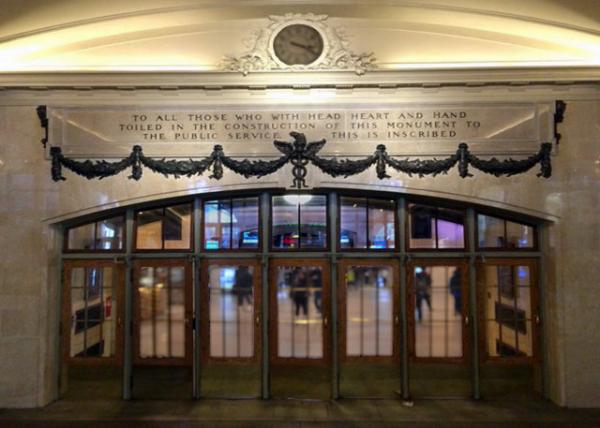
273,132,326,189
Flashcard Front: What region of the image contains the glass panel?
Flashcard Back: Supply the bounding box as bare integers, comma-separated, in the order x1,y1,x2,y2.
272,196,299,249
164,204,192,250
170,266,185,289
69,266,116,358
300,195,327,249
67,223,96,250
136,209,163,249
154,286,169,358
276,266,323,359
413,266,463,358
137,265,187,359
208,265,255,358
204,200,231,250
345,265,393,357
232,197,259,249
506,221,535,248
95,217,125,250
138,267,154,358
368,199,395,249
436,208,465,249
478,215,505,248
409,205,436,249
340,197,367,249
483,264,534,358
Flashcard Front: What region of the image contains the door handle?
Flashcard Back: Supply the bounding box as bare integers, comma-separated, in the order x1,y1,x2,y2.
323,316,328,327
255,315,260,326
535,315,540,325
465,315,469,325
394,315,399,325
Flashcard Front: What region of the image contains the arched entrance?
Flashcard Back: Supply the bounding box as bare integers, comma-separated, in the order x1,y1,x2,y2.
60,189,542,401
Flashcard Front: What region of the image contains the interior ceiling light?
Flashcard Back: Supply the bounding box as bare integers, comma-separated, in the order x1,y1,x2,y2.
283,194,312,205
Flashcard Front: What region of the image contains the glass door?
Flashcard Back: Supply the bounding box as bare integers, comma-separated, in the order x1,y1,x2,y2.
269,258,330,399
62,260,124,399
338,259,400,397
132,259,192,398
407,259,470,397
477,258,541,398
200,260,262,398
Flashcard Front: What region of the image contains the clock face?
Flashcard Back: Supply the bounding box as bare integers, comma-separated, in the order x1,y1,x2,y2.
272,24,324,66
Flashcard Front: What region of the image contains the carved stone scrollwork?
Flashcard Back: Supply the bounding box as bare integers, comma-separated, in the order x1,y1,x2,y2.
220,13,377,75
46,132,553,187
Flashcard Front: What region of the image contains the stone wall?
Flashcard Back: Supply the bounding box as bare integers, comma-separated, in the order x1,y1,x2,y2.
0,89,599,407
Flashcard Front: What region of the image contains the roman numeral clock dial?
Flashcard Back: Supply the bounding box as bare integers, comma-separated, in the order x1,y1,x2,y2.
272,24,324,66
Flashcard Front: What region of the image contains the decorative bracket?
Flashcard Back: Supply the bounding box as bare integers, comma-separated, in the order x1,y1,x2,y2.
44,132,553,187
554,100,567,144
37,105,48,149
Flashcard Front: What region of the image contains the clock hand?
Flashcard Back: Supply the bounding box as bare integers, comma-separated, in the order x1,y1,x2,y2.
290,41,317,55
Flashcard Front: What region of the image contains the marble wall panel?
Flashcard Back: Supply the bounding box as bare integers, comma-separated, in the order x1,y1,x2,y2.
0,95,599,408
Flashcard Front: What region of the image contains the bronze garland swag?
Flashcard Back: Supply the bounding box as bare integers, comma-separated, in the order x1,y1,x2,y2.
39,108,553,189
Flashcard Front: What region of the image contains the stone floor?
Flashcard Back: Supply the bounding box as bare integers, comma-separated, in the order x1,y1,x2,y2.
2,397,600,427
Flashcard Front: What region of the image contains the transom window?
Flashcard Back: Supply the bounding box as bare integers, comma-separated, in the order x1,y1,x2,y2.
408,204,465,250
136,203,192,250
66,215,125,251
339,197,396,250
272,194,327,250
477,214,535,249
203,197,259,250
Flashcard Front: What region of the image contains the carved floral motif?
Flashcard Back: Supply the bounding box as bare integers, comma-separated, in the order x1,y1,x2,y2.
220,13,377,75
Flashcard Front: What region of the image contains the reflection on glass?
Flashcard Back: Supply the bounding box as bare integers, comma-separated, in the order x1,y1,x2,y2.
272,195,327,249
409,205,436,249
506,221,534,248
136,209,163,249
300,195,327,249
164,204,192,249
345,266,393,357
276,266,323,358
340,197,367,249
232,198,259,249
136,204,192,250
67,223,96,250
483,264,533,357
368,199,395,249
204,200,231,249
409,204,465,249
478,215,536,249
95,217,124,250
138,265,186,358
69,266,117,358
436,208,464,249
478,215,505,248
272,196,299,249
208,265,255,358
413,266,463,358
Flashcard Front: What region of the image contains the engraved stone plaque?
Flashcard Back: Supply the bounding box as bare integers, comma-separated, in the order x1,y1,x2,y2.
48,102,555,158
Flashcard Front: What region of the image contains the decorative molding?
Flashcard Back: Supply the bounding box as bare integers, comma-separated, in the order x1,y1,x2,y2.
220,13,376,76
4,69,600,91
554,100,567,144
46,132,553,188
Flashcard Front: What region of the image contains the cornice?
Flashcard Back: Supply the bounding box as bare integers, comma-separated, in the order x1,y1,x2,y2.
1,67,600,90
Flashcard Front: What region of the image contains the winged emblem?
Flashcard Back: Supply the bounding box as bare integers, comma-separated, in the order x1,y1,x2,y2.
273,131,326,157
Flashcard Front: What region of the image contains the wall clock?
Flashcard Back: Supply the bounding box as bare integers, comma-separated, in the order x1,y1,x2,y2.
272,24,325,66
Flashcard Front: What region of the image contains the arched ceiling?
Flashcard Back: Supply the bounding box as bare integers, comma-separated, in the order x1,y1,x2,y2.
0,0,599,73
